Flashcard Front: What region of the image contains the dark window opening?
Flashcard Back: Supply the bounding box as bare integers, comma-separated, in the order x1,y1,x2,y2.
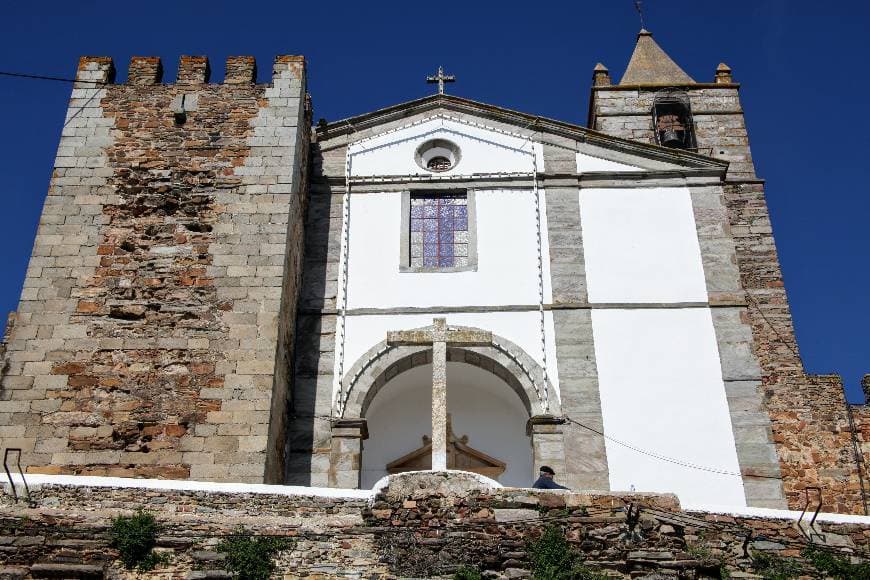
427,156,452,171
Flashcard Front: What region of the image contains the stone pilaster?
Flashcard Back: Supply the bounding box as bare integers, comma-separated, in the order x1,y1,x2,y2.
288,176,343,486
527,415,566,480
690,183,785,507
552,309,610,490
545,188,587,304
543,146,609,491
329,418,367,488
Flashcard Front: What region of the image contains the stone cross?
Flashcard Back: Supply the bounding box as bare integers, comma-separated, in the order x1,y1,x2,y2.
387,318,491,470
426,66,455,95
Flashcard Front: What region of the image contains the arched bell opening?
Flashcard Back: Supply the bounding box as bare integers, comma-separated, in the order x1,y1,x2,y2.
652,90,696,150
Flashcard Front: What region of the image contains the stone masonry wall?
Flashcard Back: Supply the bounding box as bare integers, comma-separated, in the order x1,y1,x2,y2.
725,182,868,514
0,55,310,484
590,78,870,514
591,85,756,180
288,160,342,486
0,472,867,579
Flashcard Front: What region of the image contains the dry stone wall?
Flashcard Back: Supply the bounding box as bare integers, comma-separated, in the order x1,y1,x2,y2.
0,55,311,484
0,473,867,579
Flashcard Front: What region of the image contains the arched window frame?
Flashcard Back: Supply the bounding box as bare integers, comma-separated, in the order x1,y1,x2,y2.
652,90,697,151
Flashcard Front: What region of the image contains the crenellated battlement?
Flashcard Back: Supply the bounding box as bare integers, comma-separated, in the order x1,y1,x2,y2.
1,47,313,486
75,54,305,86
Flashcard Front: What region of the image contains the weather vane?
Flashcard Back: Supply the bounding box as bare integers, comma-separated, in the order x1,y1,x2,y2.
634,0,646,29
426,66,455,95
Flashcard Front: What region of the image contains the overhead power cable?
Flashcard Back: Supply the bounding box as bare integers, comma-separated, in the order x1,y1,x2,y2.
0,69,109,130
0,70,106,84
743,291,803,363
743,290,868,514
564,417,782,480
294,413,782,481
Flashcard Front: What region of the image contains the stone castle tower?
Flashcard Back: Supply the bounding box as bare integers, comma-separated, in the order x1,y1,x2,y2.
0,55,310,483
0,32,867,514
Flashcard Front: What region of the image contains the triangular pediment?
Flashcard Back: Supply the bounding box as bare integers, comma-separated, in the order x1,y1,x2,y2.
315,94,728,176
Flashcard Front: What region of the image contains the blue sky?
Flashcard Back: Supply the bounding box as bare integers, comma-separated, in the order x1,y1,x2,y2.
0,1,867,400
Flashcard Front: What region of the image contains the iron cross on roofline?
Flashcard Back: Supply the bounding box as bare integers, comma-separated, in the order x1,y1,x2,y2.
427,66,455,95
387,318,490,471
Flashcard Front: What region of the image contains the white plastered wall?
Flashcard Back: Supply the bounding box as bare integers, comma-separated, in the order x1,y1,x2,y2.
580,186,746,507
576,152,640,172
343,190,551,309
348,117,544,176
592,308,746,506
335,119,558,483
581,187,708,303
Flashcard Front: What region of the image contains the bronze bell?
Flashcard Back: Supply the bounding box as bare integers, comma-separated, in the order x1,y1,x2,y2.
661,129,684,148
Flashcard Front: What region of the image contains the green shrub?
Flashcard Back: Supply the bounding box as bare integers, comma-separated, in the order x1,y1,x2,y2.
454,565,483,580
217,528,291,580
109,509,165,570
527,526,606,580
803,546,870,579
751,551,803,580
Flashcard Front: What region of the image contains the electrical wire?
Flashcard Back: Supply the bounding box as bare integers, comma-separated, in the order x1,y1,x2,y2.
744,290,869,513
564,417,782,480
6,61,859,511
291,413,782,480
0,69,108,129
743,291,803,363
0,70,106,84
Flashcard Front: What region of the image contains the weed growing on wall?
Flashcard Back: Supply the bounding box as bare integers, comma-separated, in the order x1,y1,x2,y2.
453,565,483,580
526,525,606,580
802,546,870,579
109,509,167,571
217,527,292,580
686,539,731,577
750,551,804,580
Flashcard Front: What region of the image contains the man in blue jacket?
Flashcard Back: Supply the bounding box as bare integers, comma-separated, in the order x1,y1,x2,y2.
532,465,569,490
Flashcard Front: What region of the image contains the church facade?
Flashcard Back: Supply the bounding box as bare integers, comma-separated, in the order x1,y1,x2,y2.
1,33,868,514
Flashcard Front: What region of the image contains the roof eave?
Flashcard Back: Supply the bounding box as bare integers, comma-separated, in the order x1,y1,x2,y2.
592,82,741,91
316,94,728,172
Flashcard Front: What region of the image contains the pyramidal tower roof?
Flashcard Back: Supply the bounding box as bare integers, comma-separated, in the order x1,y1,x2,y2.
619,29,695,85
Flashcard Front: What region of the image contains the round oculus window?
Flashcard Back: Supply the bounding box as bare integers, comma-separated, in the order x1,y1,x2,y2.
415,139,461,173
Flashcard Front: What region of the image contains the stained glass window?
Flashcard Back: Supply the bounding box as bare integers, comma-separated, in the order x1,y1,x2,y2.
409,193,469,268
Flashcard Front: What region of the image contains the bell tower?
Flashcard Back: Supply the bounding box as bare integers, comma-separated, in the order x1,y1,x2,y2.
588,30,870,514
588,29,756,181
